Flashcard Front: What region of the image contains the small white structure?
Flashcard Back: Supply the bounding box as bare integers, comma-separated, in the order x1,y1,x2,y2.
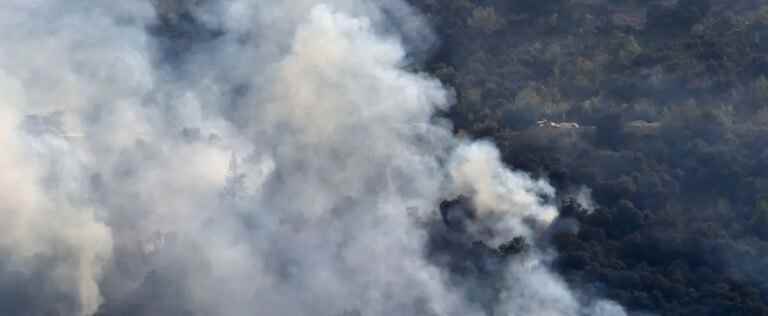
537,119,580,129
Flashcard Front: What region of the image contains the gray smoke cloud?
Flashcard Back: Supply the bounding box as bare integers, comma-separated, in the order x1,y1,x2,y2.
0,1,626,315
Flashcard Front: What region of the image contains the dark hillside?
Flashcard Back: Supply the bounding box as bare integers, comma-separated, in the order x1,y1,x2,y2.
412,0,768,314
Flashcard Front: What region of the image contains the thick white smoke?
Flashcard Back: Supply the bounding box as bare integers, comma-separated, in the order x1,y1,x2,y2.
0,1,626,315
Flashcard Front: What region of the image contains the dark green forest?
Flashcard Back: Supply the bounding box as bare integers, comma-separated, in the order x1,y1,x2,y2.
412,0,768,315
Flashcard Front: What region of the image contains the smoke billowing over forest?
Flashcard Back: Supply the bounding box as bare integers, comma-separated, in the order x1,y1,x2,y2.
411,0,768,315
0,0,766,315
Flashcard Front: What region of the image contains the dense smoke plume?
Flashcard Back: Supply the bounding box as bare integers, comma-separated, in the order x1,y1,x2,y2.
0,1,625,315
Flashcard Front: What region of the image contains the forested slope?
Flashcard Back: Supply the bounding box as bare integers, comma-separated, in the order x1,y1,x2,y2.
412,0,768,315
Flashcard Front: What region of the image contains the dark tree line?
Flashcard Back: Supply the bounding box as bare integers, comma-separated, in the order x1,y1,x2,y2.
411,0,768,315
